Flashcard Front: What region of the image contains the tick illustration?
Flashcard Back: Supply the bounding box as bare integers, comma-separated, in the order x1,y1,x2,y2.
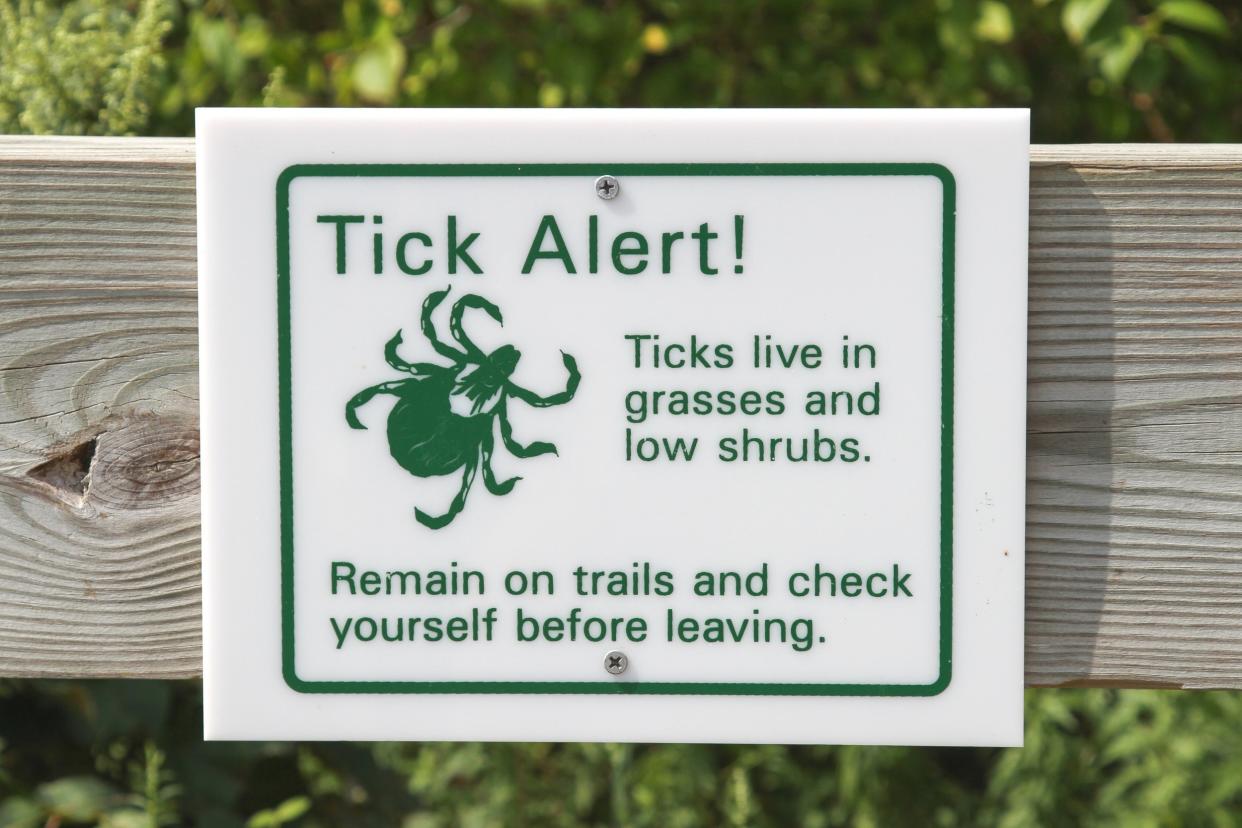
345,288,580,529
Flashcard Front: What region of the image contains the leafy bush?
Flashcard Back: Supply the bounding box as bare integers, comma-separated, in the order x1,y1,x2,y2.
1,2,1240,826
2,681,1242,826
0,0,1238,139
0,0,171,134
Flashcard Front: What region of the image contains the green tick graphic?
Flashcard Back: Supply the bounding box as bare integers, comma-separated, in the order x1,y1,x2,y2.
345,288,581,529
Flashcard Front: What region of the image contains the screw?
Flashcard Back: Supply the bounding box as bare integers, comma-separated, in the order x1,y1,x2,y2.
595,175,620,200
604,650,628,675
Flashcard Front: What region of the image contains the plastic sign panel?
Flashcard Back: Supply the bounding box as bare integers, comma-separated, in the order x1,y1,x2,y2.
198,109,1029,745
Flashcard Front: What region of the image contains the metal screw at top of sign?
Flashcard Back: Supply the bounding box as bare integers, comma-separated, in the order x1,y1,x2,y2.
604,650,628,675
595,175,620,200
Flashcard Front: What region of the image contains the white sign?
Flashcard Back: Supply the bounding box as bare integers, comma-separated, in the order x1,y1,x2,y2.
198,109,1029,745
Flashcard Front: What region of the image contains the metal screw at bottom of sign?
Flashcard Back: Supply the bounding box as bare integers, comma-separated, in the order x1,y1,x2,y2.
604,651,628,675
595,175,620,200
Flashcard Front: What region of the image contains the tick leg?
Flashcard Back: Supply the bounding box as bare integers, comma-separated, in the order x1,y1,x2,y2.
383,330,430,374
384,332,441,377
421,288,466,361
415,459,477,529
345,380,408,429
481,432,520,495
498,403,557,458
450,294,504,358
506,352,581,408
384,331,414,371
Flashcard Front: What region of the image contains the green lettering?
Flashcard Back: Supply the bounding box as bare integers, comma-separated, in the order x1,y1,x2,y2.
612,231,648,275
448,215,482,274
522,215,577,274
893,565,913,597
396,232,432,275
317,214,364,274
331,561,356,595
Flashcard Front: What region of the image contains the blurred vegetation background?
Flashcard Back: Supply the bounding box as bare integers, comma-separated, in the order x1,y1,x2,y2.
1,0,1240,139
1,0,1241,825
2,683,1242,826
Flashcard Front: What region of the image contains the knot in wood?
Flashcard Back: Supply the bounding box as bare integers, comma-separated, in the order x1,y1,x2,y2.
88,419,200,511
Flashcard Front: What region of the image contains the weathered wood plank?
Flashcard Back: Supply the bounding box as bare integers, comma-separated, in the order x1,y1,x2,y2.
1025,145,1242,689
0,137,199,678
1,138,1240,687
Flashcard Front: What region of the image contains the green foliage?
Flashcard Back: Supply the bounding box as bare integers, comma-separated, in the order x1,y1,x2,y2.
151,0,1240,142
0,0,1238,139
0,0,172,134
0,2,1240,825
2,681,1242,825
247,796,310,827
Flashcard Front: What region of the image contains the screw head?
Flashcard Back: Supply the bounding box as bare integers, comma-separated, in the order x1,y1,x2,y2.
604,650,628,675
595,175,620,200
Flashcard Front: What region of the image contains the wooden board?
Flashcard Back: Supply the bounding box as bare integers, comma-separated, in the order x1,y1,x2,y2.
1,137,1239,687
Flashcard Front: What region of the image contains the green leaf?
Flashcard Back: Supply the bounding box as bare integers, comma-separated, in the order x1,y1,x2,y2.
352,38,406,104
1062,0,1113,43
102,808,156,828
1128,42,1168,90
1157,0,1230,37
538,82,566,107
1098,26,1146,83
195,17,244,84
0,797,45,828
247,796,311,828
1164,33,1222,79
36,776,119,822
975,1,1015,43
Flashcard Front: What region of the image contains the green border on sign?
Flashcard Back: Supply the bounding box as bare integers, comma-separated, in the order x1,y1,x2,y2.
276,163,955,696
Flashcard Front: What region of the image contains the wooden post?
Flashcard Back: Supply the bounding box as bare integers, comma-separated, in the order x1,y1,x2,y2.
1,138,1240,686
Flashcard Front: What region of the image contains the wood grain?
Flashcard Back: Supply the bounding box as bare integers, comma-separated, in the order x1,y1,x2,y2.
1,138,1240,687
0,137,199,678
1026,145,1242,689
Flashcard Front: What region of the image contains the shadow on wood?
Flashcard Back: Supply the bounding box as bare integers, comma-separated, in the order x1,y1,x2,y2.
1026,162,1118,686
1027,150,1242,689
